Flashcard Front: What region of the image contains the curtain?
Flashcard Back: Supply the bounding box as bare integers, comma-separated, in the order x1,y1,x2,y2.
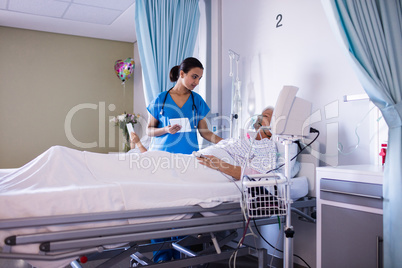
322,0,402,267
134,0,200,105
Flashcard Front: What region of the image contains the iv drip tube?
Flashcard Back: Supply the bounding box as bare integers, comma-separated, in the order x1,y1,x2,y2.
229,54,233,77
228,49,241,139
236,58,239,82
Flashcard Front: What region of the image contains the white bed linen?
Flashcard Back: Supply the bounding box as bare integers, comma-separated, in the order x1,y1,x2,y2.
0,146,242,264
0,146,242,216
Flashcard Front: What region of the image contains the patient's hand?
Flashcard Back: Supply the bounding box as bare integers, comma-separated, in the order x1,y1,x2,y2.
197,155,230,171
130,132,148,153
196,155,241,180
130,132,140,144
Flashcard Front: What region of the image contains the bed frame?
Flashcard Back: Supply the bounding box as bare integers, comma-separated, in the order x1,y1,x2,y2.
0,198,315,268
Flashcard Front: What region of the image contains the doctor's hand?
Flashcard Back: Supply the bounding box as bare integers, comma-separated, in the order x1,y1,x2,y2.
165,124,182,134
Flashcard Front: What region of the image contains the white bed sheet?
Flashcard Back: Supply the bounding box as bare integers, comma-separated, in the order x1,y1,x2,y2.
0,146,242,217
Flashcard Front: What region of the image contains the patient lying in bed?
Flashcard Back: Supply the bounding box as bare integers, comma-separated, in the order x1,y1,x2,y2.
129,107,300,180
0,107,304,227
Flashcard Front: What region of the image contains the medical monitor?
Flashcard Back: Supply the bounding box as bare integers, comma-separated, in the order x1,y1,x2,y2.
270,85,312,137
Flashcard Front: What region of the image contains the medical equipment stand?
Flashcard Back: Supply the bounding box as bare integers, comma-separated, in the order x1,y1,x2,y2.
278,135,301,268
243,134,301,268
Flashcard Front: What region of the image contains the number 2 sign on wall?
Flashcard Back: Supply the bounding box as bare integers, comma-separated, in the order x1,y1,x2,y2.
276,14,283,28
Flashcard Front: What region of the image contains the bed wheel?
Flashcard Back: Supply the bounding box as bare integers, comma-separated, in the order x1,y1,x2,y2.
4,235,16,245
40,242,50,252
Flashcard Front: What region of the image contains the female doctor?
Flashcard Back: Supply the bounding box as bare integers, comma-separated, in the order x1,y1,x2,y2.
147,57,222,154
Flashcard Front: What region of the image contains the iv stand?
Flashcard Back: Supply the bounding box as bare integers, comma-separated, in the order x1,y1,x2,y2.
277,135,302,268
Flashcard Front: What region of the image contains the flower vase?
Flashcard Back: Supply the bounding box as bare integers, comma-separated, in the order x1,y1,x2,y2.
110,113,139,153
123,141,130,152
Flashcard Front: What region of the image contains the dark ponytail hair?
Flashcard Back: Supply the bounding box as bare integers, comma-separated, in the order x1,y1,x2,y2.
169,57,204,82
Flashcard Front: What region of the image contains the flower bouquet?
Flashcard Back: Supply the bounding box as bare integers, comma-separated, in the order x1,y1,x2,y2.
110,113,139,151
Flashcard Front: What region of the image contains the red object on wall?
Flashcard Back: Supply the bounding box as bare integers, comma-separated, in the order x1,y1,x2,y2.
379,143,387,165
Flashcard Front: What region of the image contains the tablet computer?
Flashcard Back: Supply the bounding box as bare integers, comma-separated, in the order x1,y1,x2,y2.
169,118,191,132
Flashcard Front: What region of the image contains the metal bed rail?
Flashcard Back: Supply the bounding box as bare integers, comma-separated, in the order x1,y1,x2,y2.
0,202,241,230
0,199,316,267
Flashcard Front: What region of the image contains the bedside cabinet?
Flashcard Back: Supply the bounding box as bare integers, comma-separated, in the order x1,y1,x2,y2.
316,165,383,268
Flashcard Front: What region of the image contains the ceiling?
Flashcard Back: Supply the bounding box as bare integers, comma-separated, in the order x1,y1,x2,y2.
0,0,137,43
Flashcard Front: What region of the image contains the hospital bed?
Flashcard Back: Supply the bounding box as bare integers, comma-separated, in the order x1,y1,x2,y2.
0,140,318,268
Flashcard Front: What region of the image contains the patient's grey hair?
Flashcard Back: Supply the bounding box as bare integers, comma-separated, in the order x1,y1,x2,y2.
262,106,274,113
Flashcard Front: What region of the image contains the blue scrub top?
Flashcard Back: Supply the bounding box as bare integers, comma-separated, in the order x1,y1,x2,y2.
147,90,210,154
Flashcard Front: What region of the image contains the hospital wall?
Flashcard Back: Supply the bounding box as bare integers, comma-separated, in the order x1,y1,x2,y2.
0,26,134,168
219,0,384,166
219,0,382,266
